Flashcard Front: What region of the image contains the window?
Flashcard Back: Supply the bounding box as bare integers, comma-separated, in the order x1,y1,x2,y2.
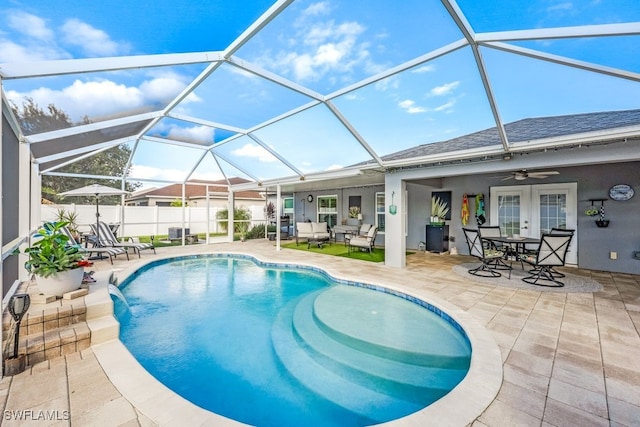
375,192,385,232
283,197,294,215
317,195,337,227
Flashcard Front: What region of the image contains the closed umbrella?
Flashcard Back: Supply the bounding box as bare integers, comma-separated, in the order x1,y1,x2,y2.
59,184,129,244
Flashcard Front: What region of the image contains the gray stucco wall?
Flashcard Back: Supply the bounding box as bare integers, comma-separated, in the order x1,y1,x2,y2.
405,161,640,275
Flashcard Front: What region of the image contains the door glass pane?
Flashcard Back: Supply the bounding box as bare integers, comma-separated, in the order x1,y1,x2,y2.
498,195,520,236
539,194,567,233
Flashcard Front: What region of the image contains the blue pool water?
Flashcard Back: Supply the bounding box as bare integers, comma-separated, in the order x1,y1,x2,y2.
115,255,471,426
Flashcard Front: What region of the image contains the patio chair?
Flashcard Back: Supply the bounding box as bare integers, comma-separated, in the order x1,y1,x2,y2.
92,221,156,257
478,225,503,250
60,226,129,264
343,223,372,246
520,233,573,287
347,226,378,254
462,228,510,278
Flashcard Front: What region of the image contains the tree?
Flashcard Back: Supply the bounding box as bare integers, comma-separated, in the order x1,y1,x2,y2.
11,98,140,204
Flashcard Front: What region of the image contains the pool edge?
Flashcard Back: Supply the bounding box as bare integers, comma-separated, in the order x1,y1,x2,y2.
93,250,503,427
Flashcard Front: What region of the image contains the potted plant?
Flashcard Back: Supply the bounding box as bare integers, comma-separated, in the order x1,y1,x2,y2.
267,224,277,240
347,206,361,226
54,208,81,240
430,196,450,225
24,221,88,297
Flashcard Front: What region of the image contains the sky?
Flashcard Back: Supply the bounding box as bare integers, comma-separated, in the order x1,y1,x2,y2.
2,0,639,186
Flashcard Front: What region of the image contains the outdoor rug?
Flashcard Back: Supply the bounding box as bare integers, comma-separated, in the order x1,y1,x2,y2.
452,263,604,293
281,241,386,262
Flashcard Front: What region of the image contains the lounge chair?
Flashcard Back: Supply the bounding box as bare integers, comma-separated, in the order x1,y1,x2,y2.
462,228,509,278
520,233,573,287
61,226,129,264
347,226,377,254
91,221,156,257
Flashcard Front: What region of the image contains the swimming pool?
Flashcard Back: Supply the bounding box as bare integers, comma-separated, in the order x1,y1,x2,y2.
114,254,471,426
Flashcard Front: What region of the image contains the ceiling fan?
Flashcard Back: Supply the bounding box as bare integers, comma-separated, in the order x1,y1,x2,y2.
498,169,560,181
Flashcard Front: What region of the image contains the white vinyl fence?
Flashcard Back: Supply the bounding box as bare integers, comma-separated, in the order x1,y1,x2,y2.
41,204,267,238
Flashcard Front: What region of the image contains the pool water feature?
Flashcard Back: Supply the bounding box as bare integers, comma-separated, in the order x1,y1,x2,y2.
114,255,471,426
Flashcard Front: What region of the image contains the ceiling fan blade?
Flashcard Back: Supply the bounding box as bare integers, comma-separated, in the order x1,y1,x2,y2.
501,176,514,181
528,171,559,177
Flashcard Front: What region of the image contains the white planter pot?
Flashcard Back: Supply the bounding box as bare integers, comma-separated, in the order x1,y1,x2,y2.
36,268,84,297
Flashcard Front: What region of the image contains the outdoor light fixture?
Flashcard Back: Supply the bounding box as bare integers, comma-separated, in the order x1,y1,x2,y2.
8,293,30,359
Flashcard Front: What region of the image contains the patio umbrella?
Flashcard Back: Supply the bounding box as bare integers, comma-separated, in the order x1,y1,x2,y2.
59,184,129,243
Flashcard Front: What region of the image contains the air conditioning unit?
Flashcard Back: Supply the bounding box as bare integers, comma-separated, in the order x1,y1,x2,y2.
169,227,190,239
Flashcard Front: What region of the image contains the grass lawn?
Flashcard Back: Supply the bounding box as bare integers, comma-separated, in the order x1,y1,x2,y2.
281,241,386,262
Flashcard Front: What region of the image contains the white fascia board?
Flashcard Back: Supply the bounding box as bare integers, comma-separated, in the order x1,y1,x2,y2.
476,22,640,43
226,56,325,101
224,0,294,57
0,52,224,79
166,113,248,134
509,126,640,152
139,135,211,150
25,111,161,143
483,42,640,83
36,137,131,166
327,39,468,100
382,146,507,169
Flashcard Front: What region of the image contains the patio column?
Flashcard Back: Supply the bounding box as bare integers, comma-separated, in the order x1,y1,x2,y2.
276,184,281,251
384,175,406,268
227,191,235,242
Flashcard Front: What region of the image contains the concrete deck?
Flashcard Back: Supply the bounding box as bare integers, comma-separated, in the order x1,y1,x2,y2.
1,240,638,426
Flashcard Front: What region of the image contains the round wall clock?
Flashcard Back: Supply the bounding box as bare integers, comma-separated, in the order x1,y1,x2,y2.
307,194,314,203
609,184,634,201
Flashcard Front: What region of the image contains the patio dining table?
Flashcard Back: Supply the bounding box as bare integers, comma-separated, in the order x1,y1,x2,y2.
483,236,541,263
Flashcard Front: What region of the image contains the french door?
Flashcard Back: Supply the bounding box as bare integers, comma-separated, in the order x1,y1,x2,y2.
489,183,578,265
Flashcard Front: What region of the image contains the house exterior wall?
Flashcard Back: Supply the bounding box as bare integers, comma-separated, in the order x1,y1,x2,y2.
2,115,20,297
401,161,640,275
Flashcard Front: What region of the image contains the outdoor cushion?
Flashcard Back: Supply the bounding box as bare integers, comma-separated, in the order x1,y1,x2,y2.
311,222,328,233
297,222,313,235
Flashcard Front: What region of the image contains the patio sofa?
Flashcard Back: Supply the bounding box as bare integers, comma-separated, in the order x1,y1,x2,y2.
296,222,331,245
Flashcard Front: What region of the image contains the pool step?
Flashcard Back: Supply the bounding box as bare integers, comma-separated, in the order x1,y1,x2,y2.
292,291,467,402
312,285,470,368
272,298,423,421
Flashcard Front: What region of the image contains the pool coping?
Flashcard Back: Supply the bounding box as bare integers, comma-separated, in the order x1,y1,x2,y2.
91,250,503,427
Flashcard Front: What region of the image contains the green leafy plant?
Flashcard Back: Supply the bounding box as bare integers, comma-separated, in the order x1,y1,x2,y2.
431,196,450,221
24,221,86,278
54,208,80,236
216,207,251,233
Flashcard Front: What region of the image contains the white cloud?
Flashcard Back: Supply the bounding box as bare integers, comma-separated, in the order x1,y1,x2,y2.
398,99,426,114
61,18,123,56
303,1,332,17
326,164,343,171
411,64,436,74
261,12,369,83
129,165,188,182
8,12,53,40
433,100,456,112
231,143,278,163
430,81,460,96
167,125,214,144
7,72,191,122
547,2,573,12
